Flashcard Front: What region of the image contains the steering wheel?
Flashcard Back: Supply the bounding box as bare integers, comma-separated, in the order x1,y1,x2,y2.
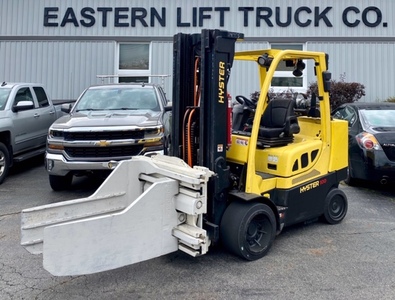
235,95,256,110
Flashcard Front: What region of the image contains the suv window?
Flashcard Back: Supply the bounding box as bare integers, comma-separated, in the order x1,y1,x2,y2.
34,87,49,107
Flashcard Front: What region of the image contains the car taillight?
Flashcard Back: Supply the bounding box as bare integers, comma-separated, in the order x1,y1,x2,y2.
356,132,382,150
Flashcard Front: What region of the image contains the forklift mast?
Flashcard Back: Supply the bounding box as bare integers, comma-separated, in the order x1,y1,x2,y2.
172,30,244,238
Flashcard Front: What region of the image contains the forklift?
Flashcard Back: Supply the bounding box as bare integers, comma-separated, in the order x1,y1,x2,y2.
21,29,348,276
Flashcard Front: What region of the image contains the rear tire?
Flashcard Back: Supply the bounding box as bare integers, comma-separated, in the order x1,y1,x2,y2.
220,201,276,261
0,142,10,185
49,174,73,191
322,188,348,224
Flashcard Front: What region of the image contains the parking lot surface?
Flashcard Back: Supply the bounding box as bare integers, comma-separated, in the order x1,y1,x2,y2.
1,158,395,300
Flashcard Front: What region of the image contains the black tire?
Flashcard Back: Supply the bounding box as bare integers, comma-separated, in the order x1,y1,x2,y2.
0,142,10,185
220,201,276,261
49,174,73,191
322,188,348,224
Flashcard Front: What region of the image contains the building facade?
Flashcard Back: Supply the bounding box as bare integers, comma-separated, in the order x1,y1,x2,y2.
1,0,395,102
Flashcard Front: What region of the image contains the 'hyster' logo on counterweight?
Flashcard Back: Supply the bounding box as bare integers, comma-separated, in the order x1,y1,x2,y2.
299,178,327,193
300,180,320,193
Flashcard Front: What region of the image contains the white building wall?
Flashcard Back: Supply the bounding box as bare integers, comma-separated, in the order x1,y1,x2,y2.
0,41,115,100
2,0,394,39
307,42,395,102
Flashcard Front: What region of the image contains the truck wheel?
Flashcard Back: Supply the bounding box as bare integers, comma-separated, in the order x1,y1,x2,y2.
322,188,348,224
220,201,276,261
49,174,72,191
0,142,10,184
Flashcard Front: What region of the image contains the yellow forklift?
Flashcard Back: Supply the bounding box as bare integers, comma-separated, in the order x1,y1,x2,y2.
21,30,348,275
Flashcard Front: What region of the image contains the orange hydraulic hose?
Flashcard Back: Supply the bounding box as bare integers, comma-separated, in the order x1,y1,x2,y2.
182,108,191,161
187,108,196,166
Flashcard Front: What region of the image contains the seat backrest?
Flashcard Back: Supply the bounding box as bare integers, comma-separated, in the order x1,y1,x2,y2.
259,98,300,139
261,98,296,128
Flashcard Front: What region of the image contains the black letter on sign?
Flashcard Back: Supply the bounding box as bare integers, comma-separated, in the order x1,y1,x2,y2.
177,7,190,27
276,7,291,27
238,7,254,27
256,7,273,27
215,7,230,27
80,7,95,27
295,6,312,27
44,7,59,27
199,7,212,27
115,7,129,27
97,7,112,27
315,7,332,27
342,6,360,27
151,7,166,27
132,8,148,27
362,6,382,27
61,7,79,27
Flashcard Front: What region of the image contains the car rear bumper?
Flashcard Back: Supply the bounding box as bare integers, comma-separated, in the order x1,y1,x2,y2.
350,151,395,183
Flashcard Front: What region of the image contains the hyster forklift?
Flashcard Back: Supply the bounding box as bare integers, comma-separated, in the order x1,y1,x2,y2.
21,30,348,276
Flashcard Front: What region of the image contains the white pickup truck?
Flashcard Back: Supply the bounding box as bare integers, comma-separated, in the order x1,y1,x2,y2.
0,82,64,184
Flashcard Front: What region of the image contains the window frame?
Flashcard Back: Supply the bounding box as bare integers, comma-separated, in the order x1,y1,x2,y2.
116,42,152,83
270,43,307,93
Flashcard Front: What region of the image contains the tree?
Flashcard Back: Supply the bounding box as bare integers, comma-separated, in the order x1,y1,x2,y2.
308,73,365,110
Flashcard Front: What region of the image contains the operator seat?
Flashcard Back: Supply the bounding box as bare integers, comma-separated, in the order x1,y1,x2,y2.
258,98,300,147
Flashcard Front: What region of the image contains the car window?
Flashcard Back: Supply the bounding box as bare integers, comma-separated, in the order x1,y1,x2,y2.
33,87,49,107
14,87,34,107
75,87,159,111
332,106,356,126
0,88,11,110
360,109,395,127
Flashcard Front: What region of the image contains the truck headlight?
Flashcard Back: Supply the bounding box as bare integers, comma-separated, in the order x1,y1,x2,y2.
49,129,64,138
145,126,163,136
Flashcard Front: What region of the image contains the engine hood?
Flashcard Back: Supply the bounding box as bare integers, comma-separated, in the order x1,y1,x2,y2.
51,110,162,129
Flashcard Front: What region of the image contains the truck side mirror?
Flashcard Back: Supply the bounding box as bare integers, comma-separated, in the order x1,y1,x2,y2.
61,103,73,113
12,100,34,112
323,71,331,93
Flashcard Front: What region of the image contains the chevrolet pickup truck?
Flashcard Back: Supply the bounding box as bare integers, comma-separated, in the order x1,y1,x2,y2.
45,83,172,191
0,82,64,184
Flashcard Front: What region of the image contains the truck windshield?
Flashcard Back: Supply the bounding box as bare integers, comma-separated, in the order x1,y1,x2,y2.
75,87,159,112
0,88,11,111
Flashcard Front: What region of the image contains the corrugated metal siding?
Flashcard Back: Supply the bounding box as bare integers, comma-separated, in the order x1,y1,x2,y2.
149,41,271,101
307,42,395,102
230,42,270,98
2,0,395,39
151,42,173,100
0,41,115,100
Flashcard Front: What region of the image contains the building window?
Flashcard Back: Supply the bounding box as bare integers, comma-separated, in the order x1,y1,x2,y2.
270,44,305,91
118,43,151,83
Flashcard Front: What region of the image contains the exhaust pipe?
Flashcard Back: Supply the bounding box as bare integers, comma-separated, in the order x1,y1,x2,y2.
380,176,389,185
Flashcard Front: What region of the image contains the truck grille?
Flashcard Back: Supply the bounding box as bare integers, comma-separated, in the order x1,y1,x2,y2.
65,145,144,158
64,131,144,141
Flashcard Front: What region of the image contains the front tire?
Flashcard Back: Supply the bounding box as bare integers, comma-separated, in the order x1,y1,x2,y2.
49,174,73,191
0,142,10,185
220,201,276,261
322,188,348,224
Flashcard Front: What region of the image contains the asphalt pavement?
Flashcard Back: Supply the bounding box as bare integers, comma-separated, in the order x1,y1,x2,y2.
0,157,394,300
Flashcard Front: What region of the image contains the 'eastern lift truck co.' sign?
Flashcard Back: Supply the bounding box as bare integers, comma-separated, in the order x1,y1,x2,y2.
43,6,388,29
